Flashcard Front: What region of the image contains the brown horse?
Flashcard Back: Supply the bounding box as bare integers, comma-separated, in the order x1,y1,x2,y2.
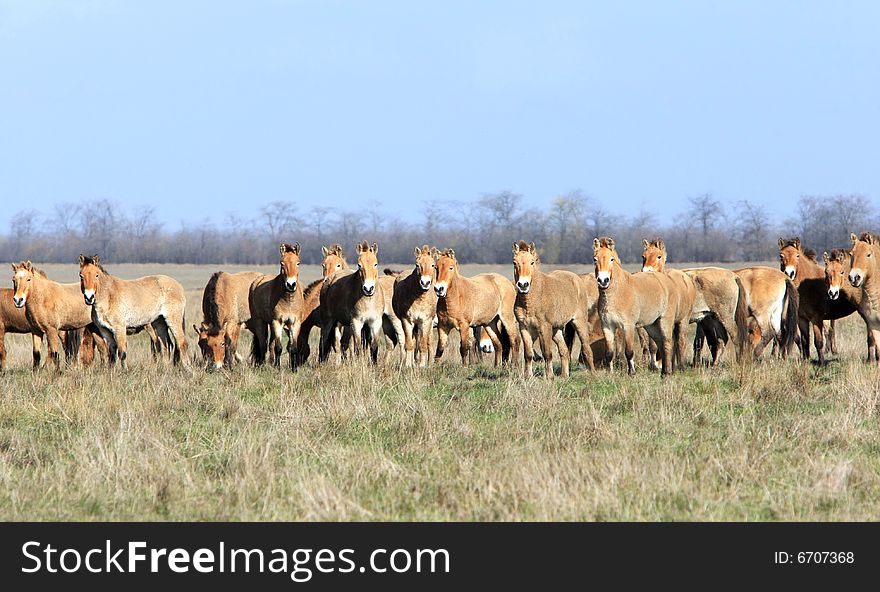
731,266,798,359
848,232,880,365
319,241,385,363
12,261,101,369
824,248,877,361
79,255,188,367
248,243,305,369
641,239,749,366
294,244,351,366
0,287,43,370
512,241,594,378
195,270,264,369
593,237,681,375
779,237,861,365
391,245,439,367
433,248,520,366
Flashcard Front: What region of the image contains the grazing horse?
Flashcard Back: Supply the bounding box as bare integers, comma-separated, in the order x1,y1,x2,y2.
779,237,860,365
593,237,681,375
641,239,749,366
824,248,877,361
248,243,305,369
0,287,43,370
391,245,439,367
731,266,798,359
319,241,385,363
195,270,263,369
433,248,520,366
11,261,101,369
79,255,188,367
847,232,880,365
512,241,595,378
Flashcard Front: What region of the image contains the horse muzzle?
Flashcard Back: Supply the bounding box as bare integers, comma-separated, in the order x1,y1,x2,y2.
285,280,298,293
828,287,840,300
12,296,25,308
849,272,864,288
434,285,447,298
596,274,611,289
83,292,96,306
784,267,797,280
362,285,375,297
641,266,654,273
516,280,530,294
419,278,432,291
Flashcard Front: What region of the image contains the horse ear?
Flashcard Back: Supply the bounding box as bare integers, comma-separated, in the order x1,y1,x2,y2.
447,248,455,259
415,247,421,258
92,254,100,266
371,242,378,254
355,242,364,254
529,242,537,254
431,247,440,259
642,239,650,249
778,238,785,249
606,238,615,250
851,233,859,244
794,237,800,248
322,245,329,257
512,242,519,255
592,238,600,250
79,254,86,265
294,242,300,255
823,251,830,263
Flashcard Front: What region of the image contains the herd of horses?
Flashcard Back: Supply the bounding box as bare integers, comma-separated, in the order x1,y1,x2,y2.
4,232,880,377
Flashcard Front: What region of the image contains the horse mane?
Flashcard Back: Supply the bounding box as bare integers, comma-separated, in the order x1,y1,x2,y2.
203,272,222,330
779,237,801,250
440,248,456,259
79,254,109,274
325,244,345,257
13,261,48,278
302,277,325,298
858,232,880,245
647,238,665,251
803,248,817,261
594,237,616,251
384,269,403,277
827,249,849,263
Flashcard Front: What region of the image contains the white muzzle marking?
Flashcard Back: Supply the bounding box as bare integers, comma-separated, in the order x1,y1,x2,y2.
362,280,376,296
516,277,531,294
419,275,432,291
849,269,864,288
596,271,611,289
828,286,840,300
12,295,25,308
784,266,797,280
83,289,96,305
434,282,447,297
479,337,495,353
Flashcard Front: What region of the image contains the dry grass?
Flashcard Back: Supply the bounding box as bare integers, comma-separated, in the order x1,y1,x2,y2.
1,263,879,521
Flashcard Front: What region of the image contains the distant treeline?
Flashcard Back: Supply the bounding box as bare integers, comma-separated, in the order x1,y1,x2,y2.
0,192,875,265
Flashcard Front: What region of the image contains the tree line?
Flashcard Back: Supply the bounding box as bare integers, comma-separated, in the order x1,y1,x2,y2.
0,193,875,266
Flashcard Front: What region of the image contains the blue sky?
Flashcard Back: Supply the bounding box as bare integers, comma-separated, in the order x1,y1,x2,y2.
1,1,877,229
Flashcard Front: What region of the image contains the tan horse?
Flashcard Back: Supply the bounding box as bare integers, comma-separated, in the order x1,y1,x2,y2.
593,237,681,375
512,241,594,378
732,265,798,358
391,245,439,367
848,232,880,365
433,248,520,366
79,255,188,367
294,244,351,366
195,270,263,369
641,239,749,366
11,261,101,369
248,243,305,369
319,241,385,363
825,247,877,361
778,237,859,365
1,287,43,369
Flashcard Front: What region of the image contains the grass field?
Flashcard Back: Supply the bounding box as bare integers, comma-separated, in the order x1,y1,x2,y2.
1,263,879,520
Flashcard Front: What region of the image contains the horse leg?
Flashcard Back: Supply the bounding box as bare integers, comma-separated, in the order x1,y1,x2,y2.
485,324,504,367
500,313,520,366
287,319,302,371
417,319,432,367
226,322,243,367
369,318,381,364
572,317,595,372
520,327,535,378
144,323,161,359
673,322,686,372
458,322,472,365
552,327,570,378
623,325,637,375
45,327,62,371
435,323,449,363
797,316,811,361
318,320,334,363
79,326,94,367
0,328,6,371
270,320,284,368
350,319,365,360
811,320,824,366
538,325,555,378
602,325,616,372
402,318,416,367
112,326,129,368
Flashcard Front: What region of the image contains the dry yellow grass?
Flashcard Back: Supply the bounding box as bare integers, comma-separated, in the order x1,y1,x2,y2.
0,263,878,521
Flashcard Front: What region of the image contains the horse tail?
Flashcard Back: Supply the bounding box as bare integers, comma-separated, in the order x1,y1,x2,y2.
250,324,266,365
383,268,403,277
564,321,585,365
780,277,799,356
734,275,750,361
499,323,512,363
64,328,81,363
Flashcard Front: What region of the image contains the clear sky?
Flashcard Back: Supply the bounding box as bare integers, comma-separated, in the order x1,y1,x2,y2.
1,0,877,229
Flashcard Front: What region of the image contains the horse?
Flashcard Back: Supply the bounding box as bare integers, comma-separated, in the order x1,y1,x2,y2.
319,241,385,363
248,243,305,370
294,244,350,366
641,239,749,366
593,237,681,375
194,270,264,369
391,245,439,367
78,254,188,367
0,287,43,370
512,241,595,377
847,232,880,365
778,237,861,365
433,248,520,366
731,265,799,359
824,248,877,361
11,261,102,370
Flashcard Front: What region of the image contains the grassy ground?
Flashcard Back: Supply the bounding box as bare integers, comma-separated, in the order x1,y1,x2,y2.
0,263,878,520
